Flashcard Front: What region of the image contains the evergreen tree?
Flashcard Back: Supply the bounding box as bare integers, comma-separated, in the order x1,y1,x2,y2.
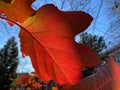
79,32,107,77
79,32,107,60
0,36,18,90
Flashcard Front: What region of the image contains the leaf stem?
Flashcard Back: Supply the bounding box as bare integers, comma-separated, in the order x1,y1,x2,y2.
0,16,25,30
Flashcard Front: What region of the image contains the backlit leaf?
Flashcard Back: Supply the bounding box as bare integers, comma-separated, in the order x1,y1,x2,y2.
0,0,35,24
20,4,101,85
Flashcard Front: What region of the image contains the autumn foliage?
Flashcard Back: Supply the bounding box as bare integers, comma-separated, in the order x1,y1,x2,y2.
16,72,59,90
0,0,119,90
16,72,42,90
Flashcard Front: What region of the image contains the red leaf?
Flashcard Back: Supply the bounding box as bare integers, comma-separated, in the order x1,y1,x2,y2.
0,0,35,25
19,4,101,85
69,57,120,90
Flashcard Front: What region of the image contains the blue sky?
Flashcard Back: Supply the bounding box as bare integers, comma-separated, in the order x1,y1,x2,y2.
0,18,35,73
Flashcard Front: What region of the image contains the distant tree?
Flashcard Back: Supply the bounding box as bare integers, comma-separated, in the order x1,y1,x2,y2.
0,36,18,90
79,32,107,61
79,32,107,77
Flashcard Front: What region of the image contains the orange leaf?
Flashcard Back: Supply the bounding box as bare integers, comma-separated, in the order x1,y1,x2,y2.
0,0,35,25
69,57,120,90
15,80,22,85
20,75,30,80
52,86,59,90
19,4,101,85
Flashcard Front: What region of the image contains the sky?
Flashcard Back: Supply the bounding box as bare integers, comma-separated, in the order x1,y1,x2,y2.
0,0,118,72
31,0,110,40
0,18,35,73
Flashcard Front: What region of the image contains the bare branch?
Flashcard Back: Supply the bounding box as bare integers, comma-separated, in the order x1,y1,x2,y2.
92,0,104,28
60,0,66,10
101,44,120,57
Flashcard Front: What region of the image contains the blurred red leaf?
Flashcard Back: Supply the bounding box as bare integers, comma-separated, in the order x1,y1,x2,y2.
68,57,120,90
